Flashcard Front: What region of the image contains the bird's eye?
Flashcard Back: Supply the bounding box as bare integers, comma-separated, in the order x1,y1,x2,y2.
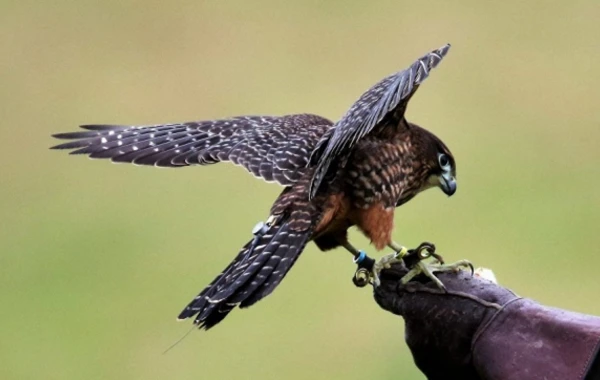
438,153,451,170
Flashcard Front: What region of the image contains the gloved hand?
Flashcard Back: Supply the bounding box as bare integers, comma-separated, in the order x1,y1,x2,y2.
373,260,600,380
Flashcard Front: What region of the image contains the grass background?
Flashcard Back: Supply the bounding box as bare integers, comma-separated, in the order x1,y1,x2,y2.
2,1,599,379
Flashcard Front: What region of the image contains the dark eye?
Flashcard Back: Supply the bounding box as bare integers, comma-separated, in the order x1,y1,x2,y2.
438,153,451,170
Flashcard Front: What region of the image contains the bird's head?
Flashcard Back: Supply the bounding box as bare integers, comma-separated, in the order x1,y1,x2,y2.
430,146,457,196
411,125,457,197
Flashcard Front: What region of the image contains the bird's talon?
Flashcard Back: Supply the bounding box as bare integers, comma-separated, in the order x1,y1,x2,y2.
367,251,405,287
372,276,381,288
400,258,473,290
430,253,445,265
353,268,370,287
466,262,475,276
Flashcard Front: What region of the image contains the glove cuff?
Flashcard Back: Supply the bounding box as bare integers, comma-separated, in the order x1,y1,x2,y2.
472,298,600,380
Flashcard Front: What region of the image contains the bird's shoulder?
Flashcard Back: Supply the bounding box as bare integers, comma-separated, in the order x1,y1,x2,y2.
348,133,413,160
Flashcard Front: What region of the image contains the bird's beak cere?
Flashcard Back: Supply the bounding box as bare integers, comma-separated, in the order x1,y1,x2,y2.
439,172,457,196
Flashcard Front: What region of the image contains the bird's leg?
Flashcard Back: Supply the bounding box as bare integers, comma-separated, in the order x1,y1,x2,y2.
343,240,412,287
344,239,472,289
340,240,362,259
340,240,377,287
367,241,409,286
388,241,408,255
400,243,473,290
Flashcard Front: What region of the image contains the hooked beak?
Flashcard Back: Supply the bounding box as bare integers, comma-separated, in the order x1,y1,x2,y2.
439,173,457,196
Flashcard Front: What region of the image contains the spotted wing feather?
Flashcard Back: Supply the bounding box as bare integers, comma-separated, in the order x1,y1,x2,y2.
51,114,333,186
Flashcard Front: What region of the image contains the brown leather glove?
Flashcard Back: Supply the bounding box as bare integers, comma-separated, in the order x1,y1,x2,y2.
373,261,600,380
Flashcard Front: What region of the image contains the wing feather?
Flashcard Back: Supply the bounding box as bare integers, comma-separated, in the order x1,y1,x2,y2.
51,114,333,186
308,44,451,199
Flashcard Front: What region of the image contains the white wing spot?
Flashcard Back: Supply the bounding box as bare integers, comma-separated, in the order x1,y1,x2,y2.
100,137,107,143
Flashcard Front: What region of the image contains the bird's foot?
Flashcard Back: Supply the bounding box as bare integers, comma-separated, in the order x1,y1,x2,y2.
370,245,409,287
401,251,473,290
351,242,473,289
352,249,406,288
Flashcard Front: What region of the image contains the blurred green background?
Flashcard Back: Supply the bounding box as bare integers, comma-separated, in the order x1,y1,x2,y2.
2,1,599,379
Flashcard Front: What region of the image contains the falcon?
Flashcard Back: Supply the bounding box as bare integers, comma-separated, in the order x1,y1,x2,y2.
51,44,467,330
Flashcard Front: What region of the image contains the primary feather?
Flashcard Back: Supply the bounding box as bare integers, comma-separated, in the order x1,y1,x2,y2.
52,114,333,186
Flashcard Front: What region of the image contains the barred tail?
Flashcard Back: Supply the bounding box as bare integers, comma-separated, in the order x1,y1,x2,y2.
177,218,311,330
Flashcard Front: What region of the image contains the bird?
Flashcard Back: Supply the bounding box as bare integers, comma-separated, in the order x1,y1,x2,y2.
51,43,468,330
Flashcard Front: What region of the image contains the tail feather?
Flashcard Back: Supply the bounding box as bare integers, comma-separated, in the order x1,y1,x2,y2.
231,229,306,305
228,253,282,304
178,218,311,330
208,227,282,303
176,240,254,320
240,236,306,308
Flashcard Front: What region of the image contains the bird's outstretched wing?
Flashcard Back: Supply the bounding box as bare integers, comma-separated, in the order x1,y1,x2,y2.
51,113,333,186
308,44,451,199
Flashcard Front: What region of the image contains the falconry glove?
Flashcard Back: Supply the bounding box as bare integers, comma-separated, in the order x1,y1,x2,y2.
374,262,600,380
